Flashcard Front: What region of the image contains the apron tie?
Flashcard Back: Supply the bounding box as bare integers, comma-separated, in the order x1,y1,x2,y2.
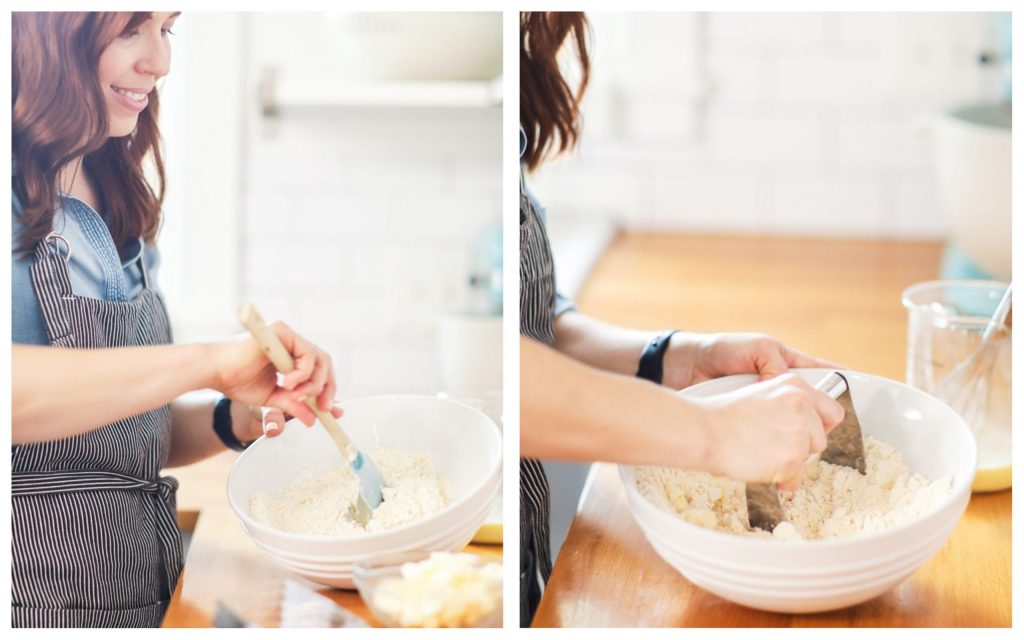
13,470,183,599
12,470,178,497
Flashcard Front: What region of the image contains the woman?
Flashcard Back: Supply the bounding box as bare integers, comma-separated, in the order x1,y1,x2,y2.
519,12,845,626
11,12,341,627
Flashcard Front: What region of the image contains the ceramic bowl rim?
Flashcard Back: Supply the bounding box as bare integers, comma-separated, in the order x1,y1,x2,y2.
227,394,502,543
621,368,977,550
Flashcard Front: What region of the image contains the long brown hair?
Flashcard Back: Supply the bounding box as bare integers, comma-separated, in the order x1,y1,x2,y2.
520,12,591,172
12,12,166,254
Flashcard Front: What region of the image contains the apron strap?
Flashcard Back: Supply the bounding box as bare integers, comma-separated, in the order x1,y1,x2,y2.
29,233,77,347
138,242,152,290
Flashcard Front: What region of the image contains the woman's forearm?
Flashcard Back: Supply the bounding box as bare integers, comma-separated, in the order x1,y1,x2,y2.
520,336,713,469
552,311,653,377
12,343,216,444
165,391,224,468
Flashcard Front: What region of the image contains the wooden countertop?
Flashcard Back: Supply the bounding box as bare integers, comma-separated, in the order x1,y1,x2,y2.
532,233,1012,628
162,451,501,628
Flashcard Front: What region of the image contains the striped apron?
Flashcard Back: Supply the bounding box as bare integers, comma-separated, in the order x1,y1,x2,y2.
519,176,556,627
12,234,183,628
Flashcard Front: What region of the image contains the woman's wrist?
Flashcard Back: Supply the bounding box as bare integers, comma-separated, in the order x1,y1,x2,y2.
660,332,698,390
642,387,716,471
200,341,232,391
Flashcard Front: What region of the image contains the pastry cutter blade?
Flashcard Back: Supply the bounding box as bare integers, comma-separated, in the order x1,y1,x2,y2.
745,371,866,532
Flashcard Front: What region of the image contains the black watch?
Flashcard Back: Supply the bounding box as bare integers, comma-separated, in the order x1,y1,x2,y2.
636,330,679,385
213,396,251,452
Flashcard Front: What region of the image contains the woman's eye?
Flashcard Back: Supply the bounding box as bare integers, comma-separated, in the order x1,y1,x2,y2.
161,28,175,37
119,29,140,39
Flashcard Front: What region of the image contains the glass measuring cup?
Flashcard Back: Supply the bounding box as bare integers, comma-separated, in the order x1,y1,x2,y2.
901,280,1011,484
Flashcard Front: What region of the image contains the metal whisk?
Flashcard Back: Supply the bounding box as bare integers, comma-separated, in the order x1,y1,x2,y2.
932,283,1012,433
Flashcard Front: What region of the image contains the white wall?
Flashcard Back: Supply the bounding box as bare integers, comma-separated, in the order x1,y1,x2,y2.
160,13,502,399
159,13,245,345
530,12,1007,239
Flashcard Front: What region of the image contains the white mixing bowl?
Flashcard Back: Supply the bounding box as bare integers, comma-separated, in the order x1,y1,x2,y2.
228,395,502,588
620,369,976,613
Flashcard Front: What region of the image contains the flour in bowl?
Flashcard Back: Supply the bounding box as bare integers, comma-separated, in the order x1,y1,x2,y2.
636,436,954,540
249,449,451,536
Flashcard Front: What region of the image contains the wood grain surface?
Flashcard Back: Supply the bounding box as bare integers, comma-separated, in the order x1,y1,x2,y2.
531,233,1011,628
163,452,501,628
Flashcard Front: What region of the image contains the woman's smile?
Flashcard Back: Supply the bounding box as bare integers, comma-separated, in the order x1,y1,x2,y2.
110,85,151,111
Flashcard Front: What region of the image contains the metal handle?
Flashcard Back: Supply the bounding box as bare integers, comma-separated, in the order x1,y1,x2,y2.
981,284,1012,343
237,304,355,460
814,371,848,401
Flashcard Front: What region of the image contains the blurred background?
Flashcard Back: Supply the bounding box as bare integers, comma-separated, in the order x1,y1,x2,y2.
530,12,1012,562
535,12,1011,292
156,12,503,411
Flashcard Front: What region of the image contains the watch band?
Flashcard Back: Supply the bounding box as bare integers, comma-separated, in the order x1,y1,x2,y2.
213,396,250,452
636,330,679,384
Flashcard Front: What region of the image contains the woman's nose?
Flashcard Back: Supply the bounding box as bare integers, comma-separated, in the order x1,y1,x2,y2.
136,33,171,80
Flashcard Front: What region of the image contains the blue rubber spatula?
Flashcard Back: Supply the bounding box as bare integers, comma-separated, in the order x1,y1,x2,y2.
238,304,385,525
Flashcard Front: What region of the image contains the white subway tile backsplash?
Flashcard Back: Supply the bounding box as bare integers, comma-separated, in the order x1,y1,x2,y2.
708,13,830,53
297,293,398,342
345,341,443,396
876,13,990,108
332,158,449,195
393,194,498,241
452,158,502,196
247,149,346,191
771,177,885,236
772,54,886,109
890,179,947,238
299,193,395,237
229,11,989,394
706,108,825,170
615,92,703,145
528,165,640,226
244,191,302,237
334,244,405,293
834,116,932,174
707,53,774,106
543,12,992,242
244,240,347,289
241,96,498,395
646,171,772,233
164,13,500,396
834,13,887,52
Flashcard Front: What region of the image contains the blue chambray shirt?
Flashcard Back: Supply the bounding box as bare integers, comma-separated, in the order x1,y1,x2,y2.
12,186,163,345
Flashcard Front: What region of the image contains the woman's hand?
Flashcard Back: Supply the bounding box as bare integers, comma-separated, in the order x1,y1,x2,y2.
693,373,845,490
229,402,344,443
662,332,844,390
208,321,337,426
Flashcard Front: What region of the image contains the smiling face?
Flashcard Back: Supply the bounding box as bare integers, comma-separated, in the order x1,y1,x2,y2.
97,12,179,138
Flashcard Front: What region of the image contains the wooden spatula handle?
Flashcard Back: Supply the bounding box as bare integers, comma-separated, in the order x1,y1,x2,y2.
237,304,355,460
238,304,297,373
